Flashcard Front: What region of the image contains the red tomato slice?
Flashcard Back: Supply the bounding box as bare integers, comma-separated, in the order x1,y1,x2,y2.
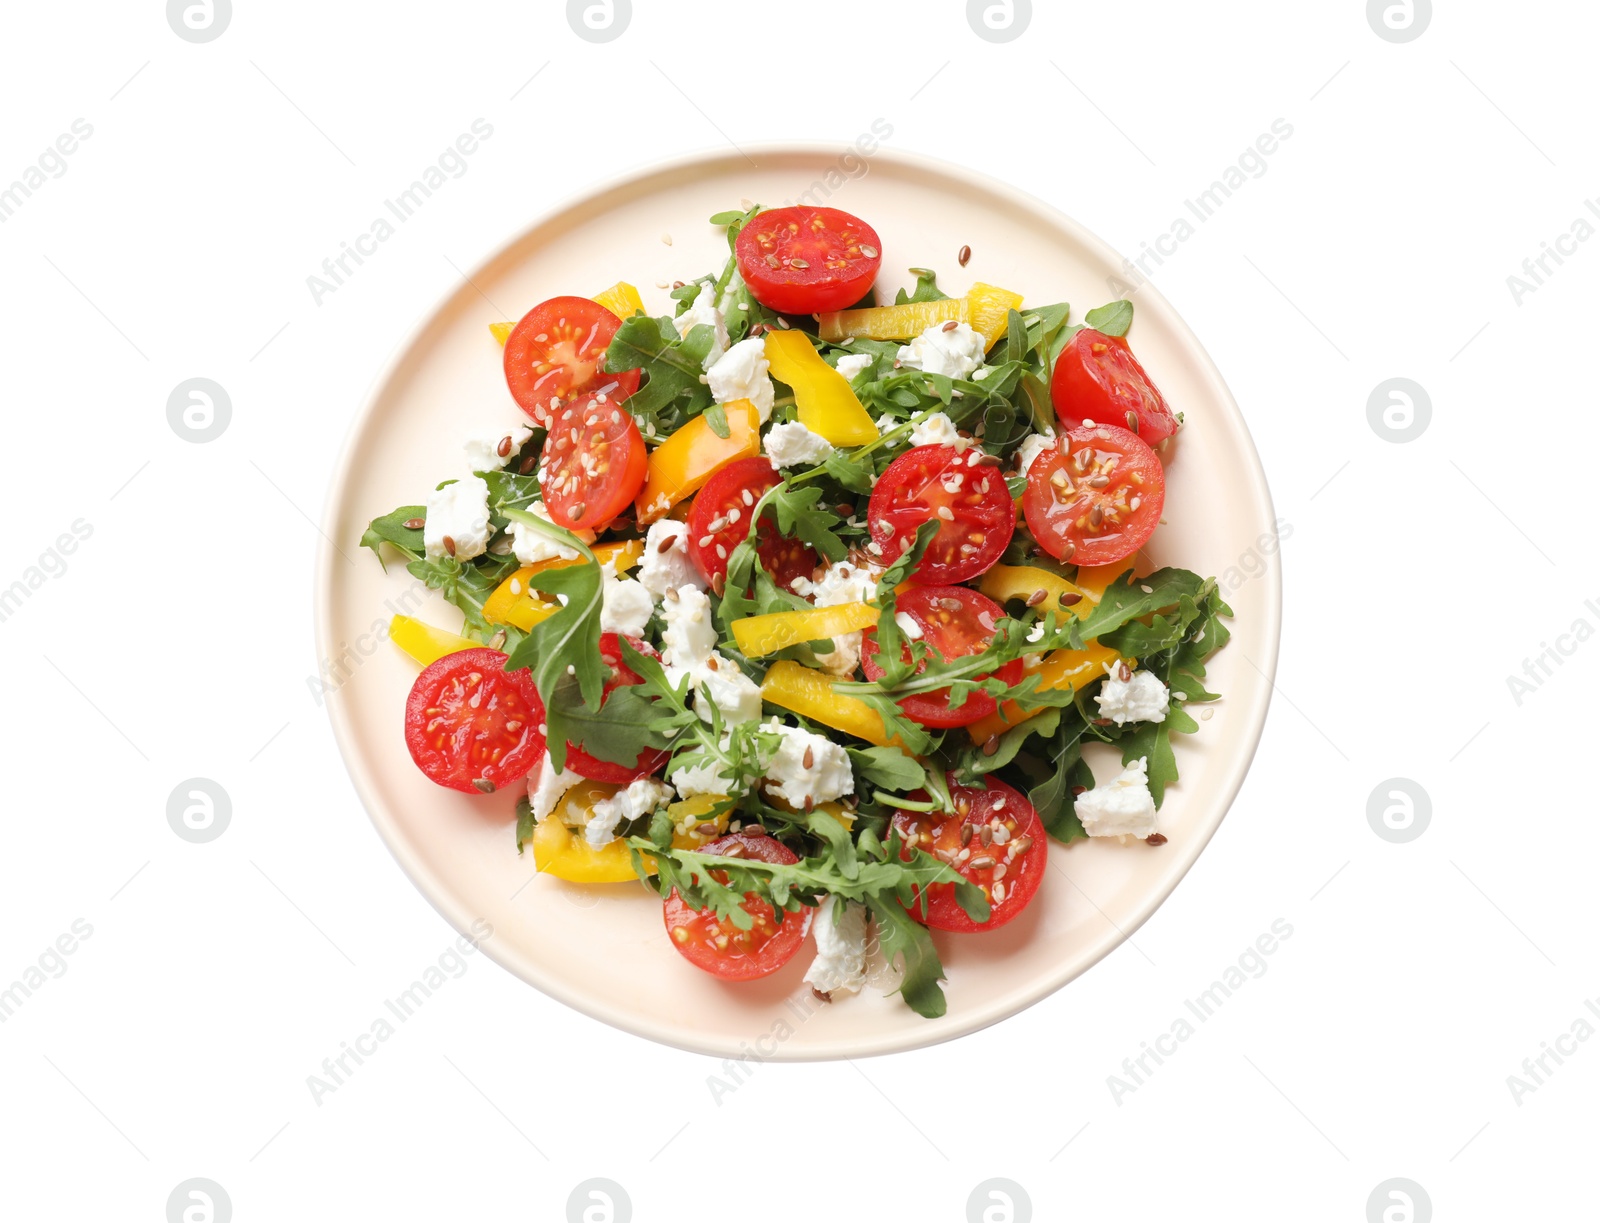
1022,423,1164,567
528,634,671,783
1051,329,1178,444
866,445,1014,585
504,296,640,427
541,389,649,531
404,648,545,795
735,207,883,314
893,775,1046,933
859,586,1023,728
685,456,818,593
663,833,811,981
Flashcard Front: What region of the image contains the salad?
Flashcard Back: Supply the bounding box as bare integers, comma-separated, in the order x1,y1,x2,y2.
361,203,1232,1018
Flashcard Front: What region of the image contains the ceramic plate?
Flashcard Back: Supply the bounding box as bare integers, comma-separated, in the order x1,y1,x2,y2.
316,145,1280,1060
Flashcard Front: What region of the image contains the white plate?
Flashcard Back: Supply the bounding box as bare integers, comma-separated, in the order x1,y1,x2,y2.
315,145,1281,1060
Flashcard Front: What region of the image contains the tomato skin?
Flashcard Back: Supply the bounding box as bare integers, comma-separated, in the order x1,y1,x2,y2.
1022,423,1164,567
533,634,671,783
685,456,818,591
504,296,640,427
1051,329,1178,444
663,833,811,981
735,207,883,314
893,775,1046,933
404,648,545,794
866,445,1014,585
541,389,649,531
860,586,1023,728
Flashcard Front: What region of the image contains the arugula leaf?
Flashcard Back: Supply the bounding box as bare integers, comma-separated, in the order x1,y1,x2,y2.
1084,299,1134,338
894,267,949,305
360,506,425,567
765,482,847,564
865,896,949,1018
551,681,672,767
515,796,536,855
602,315,715,430
405,553,515,639
848,746,924,792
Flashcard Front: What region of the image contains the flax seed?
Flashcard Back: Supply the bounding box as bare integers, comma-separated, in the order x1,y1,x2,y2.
403,517,425,530
442,535,457,557
1146,833,1168,846
958,244,971,267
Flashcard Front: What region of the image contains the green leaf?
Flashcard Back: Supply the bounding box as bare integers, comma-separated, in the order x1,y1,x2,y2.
1084,299,1134,338
360,505,425,566
603,315,715,429
765,482,847,565
404,554,514,640
515,796,536,856
704,401,731,439
848,746,924,792
894,267,948,305
865,896,948,1018
552,681,672,767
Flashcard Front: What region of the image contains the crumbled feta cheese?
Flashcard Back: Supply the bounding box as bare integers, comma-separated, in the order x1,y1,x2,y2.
908,410,967,450
801,561,882,677
895,612,924,640
675,281,728,367
834,353,874,382
529,755,581,822
1075,756,1159,839
875,413,898,433
698,659,764,725
1016,430,1055,475
1025,621,1046,644
424,476,492,561
803,896,869,997
896,321,986,379
763,725,853,807
584,778,674,849
463,424,533,474
670,759,734,799
508,499,582,565
638,519,705,600
660,585,761,725
763,421,836,469
1095,665,1170,726
706,336,776,422
600,574,654,638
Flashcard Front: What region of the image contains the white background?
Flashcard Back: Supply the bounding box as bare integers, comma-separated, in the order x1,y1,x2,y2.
1,1,1593,1220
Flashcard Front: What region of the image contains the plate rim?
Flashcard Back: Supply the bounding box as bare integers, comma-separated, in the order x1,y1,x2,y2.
314,141,1283,1061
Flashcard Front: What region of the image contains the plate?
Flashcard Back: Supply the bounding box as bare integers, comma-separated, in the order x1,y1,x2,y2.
315,145,1280,1060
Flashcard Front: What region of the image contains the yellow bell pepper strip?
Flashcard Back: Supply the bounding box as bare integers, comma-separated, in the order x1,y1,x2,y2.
483,540,644,631
389,616,478,667
760,661,900,748
965,282,1026,349
763,330,879,446
534,785,728,883
591,280,645,320
817,298,967,343
490,282,646,346
730,602,879,658
636,400,761,524
979,564,1099,619
966,642,1122,744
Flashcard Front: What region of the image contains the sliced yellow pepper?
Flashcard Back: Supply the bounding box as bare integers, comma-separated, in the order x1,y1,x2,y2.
760,661,900,748
591,281,645,320
966,282,1025,349
730,602,879,658
490,283,646,347
763,330,879,446
483,540,644,631
533,785,728,883
966,642,1122,744
817,298,966,343
979,564,1098,619
636,400,761,524
390,616,478,667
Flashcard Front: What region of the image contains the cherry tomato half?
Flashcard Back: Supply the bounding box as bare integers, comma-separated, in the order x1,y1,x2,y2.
504,296,640,427
860,586,1023,728
1051,328,1178,444
663,833,811,981
735,206,883,314
541,388,649,531
866,445,1014,584
685,456,818,593
530,634,671,784
404,648,545,795
1021,423,1165,567
893,775,1046,933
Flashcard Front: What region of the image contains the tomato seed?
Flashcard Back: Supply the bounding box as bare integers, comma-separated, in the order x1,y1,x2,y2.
860,244,879,258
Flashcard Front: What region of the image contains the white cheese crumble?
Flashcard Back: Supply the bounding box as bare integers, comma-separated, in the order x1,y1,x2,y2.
669,759,734,799
584,778,674,849
895,611,924,640
834,352,874,382
675,281,728,367
424,476,492,561
874,413,898,434
803,896,869,997
529,755,582,821
660,585,762,725
637,518,705,600
763,421,836,469
763,725,853,807
1015,429,1055,475
508,500,583,565
599,572,654,638
706,336,776,422
896,321,986,379
791,561,881,677
907,410,968,451
1095,665,1170,726
463,423,533,474
1074,756,1159,839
